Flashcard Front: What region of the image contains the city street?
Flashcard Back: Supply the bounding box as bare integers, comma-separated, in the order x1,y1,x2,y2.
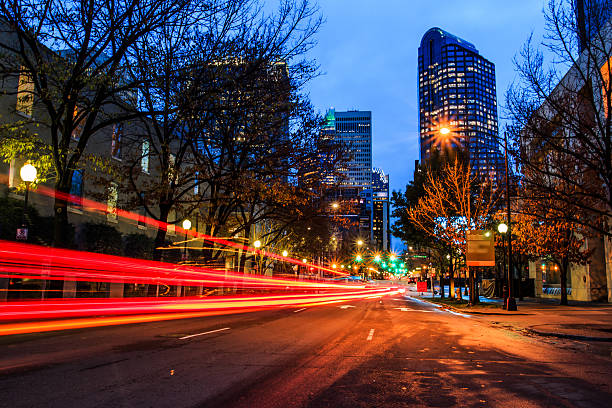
1,295,611,407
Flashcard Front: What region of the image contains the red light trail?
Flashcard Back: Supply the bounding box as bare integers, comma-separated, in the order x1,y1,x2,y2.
0,240,401,335
31,185,348,276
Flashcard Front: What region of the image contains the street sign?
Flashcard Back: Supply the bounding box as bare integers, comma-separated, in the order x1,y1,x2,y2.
466,230,495,266
416,281,427,292
16,228,28,241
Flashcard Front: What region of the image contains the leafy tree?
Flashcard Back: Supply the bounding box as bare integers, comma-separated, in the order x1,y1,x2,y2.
512,196,592,305
407,158,498,304
81,222,122,255
123,233,155,260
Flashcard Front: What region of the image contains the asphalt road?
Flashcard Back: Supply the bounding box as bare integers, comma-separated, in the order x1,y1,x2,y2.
1,295,611,407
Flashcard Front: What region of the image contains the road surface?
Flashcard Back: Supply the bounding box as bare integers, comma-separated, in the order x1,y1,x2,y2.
1,295,611,407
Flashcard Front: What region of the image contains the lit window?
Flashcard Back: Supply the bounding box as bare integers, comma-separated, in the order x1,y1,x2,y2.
141,140,149,173
16,67,34,116
107,182,118,222
70,170,84,209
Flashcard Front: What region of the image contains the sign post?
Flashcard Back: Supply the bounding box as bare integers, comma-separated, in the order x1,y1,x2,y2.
466,230,495,305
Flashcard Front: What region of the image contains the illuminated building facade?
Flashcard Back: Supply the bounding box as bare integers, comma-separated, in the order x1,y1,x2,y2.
418,27,505,186
372,168,390,252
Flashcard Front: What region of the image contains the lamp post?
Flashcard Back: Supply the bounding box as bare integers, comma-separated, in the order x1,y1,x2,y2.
18,163,37,241
502,132,517,311
498,222,508,305
182,219,191,261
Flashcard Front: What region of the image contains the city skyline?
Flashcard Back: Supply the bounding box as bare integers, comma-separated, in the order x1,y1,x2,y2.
305,0,545,200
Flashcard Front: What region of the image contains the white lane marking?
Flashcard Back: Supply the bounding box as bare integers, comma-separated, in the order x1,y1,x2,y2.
180,327,230,340
367,329,375,341
293,308,307,313
393,307,434,312
338,305,356,309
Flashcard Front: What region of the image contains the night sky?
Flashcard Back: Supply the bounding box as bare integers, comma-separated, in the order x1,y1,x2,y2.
304,0,548,250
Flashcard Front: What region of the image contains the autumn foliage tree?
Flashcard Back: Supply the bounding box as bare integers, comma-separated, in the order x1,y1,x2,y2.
407,158,498,303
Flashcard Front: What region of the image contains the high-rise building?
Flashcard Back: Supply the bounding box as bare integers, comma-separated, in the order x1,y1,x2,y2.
575,0,612,50
372,168,390,252
418,27,505,186
322,108,373,239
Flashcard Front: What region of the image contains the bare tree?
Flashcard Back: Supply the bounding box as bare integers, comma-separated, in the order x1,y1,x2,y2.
0,0,191,247
506,0,612,236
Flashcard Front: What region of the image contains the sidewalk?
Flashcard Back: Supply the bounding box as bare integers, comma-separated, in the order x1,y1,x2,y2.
407,286,612,343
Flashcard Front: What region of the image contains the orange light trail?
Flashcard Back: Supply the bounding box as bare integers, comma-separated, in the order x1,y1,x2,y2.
0,289,400,336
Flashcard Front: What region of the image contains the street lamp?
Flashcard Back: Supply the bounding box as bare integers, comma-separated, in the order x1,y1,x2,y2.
17,163,37,240
253,240,262,248
357,239,364,247
182,219,191,260
331,202,339,209
282,250,288,257
440,127,450,135
498,222,516,310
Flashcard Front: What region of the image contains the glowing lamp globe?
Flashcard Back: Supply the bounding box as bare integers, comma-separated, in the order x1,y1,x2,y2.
253,240,262,248
20,163,37,183
498,223,508,234
282,250,288,257
440,127,450,135
182,219,192,230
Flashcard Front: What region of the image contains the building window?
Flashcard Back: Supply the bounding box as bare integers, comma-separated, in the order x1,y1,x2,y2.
16,67,34,116
141,140,149,173
111,124,122,159
106,182,118,222
8,159,17,189
70,170,84,209
194,171,199,195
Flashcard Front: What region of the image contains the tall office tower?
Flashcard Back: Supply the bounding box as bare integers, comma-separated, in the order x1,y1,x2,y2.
372,168,390,252
323,108,373,237
418,27,505,186
575,0,612,50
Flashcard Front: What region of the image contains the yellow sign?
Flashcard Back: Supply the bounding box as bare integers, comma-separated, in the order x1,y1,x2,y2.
466,230,495,266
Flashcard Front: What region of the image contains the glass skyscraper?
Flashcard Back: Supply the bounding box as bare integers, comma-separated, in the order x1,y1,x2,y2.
418,27,505,185
372,168,390,252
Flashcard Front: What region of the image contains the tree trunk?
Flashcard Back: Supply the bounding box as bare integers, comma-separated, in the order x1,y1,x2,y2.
560,257,569,306
468,266,479,305
53,177,73,248
440,275,445,298
449,259,455,300
153,205,171,262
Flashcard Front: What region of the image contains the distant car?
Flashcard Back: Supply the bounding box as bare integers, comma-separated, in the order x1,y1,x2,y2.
407,277,417,284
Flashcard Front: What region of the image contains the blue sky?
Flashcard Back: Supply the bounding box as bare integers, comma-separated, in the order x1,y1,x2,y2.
303,0,548,250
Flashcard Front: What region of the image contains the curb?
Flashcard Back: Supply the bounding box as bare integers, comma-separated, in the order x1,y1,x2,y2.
525,327,612,342
412,295,529,316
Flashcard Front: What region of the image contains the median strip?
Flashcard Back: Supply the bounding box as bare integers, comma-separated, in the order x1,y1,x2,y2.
293,308,307,313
